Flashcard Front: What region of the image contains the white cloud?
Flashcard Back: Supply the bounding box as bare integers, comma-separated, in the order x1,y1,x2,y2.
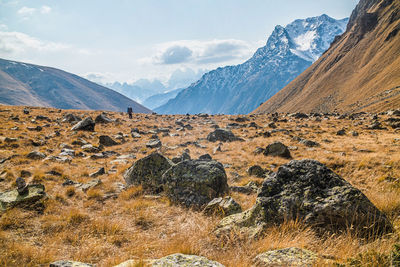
40,5,51,14
17,5,51,18
17,6,36,16
0,31,69,55
0,24,8,31
150,39,256,66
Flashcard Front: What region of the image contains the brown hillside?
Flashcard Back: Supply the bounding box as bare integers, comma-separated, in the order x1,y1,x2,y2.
254,0,400,114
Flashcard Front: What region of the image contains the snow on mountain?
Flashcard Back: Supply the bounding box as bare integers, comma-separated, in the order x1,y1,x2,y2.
156,15,349,115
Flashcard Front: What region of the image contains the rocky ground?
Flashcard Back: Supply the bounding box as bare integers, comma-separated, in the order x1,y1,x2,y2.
0,105,400,266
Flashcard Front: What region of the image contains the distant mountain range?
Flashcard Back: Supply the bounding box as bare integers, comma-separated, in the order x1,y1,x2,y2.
102,68,205,105
143,88,184,110
156,15,348,115
0,58,151,113
255,0,400,114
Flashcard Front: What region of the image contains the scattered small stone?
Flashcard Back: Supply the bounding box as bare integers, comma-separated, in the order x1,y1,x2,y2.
95,113,114,123
203,196,242,217
27,126,42,131
299,139,320,147
89,167,105,178
49,260,94,267
146,139,162,149
263,142,291,158
78,179,102,192
199,154,212,160
99,135,118,147
63,113,81,123
248,165,266,178
336,129,346,136
26,151,46,160
207,128,243,142
71,117,95,131
20,170,32,178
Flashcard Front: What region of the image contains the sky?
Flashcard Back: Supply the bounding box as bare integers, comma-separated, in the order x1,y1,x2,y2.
0,0,359,86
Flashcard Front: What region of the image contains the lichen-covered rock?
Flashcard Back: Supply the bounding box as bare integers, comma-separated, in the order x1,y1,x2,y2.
207,128,242,142
254,247,317,267
71,117,95,131
49,260,94,267
203,196,242,217
216,160,392,238
151,253,225,267
263,142,291,158
0,184,46,211
124,153,173,193
162,160,229,209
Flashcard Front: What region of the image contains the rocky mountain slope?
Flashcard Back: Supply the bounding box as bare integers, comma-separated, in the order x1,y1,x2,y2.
254,0,400,114
0,58,152,113
0,105,399,266
156,15,348,115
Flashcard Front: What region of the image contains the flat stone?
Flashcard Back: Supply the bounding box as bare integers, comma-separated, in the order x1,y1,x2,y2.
0,184,46,211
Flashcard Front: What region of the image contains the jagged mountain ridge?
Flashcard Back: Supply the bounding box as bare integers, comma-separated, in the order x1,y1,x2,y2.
0,58,152,113
254,0,400,114
156,15,348,115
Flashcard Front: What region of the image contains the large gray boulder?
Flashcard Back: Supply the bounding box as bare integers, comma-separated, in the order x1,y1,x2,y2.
124,153,173,193
71,117,95,131
215,160,392,238
151,254,225,267
0,184,46,211
207,128,242,142
162,160,229,209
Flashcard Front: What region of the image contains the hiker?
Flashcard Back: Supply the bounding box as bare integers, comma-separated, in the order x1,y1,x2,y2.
127,107,133,119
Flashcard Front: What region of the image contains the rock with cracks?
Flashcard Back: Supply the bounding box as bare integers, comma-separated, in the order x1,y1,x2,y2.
124,153,173,193
215,160,392,238
162,159,229,209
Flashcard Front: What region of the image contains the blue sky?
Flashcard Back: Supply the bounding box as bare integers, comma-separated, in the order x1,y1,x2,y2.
0,0,358,85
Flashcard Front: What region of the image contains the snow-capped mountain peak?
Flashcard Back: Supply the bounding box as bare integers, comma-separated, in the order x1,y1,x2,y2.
156,14,349,115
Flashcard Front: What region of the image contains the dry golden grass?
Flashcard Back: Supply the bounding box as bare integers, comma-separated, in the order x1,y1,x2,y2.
0,105,399,266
